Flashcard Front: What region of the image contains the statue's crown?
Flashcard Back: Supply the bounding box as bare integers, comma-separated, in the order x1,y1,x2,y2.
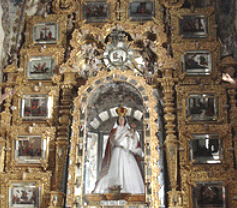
116,106,127,116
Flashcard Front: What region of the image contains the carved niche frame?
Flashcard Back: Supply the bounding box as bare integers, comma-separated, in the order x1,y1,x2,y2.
172,42,221,84
170,7,217,42
23,15,67,48
176,85,227,125
20,48,65,81
66,70,160,207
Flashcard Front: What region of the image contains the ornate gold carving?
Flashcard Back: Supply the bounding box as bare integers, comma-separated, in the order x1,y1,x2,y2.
176,84,228,125
52,0,77,14
63,21,174,83
23,15,67,48
67,69,160,207
5,125,56,171
159,76,180,206
172,41,221,84
11,85,59,126
170,7,217,42
75,0,118,25
20,48,65,80
48,191,65,208
161,0,185,8
0,171,52,208
120,0,164,24
0,137,5,172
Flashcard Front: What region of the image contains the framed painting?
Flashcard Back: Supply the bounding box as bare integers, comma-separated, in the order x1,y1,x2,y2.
192,182,227,208
189,134,222,164
129,0,155,21
33,22,58,45
82,1,110,23
27,55,55,80
170,7,216,42
186,93,218,121
24,15,66,47
20,48,64,80
21,95,52,120
9,182,41,208
14,135,47,164
182,50,212,76
179,15,208,38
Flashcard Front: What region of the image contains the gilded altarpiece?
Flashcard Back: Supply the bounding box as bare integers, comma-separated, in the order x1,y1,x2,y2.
1,0,237,208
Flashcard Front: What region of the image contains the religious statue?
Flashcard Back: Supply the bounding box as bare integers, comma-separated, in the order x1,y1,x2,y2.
92,107,144,194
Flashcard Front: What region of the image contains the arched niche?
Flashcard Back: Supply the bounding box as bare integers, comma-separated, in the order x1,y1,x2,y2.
66,70,160,207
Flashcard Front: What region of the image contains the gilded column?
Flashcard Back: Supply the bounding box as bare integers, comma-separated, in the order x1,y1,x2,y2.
50,73,76,208
160,67,182,208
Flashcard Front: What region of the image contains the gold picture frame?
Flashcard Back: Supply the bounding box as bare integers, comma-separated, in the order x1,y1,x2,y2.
176,85,227,125
12,85,59,125
5,125,55,171
76,0,117,25
20,48,64,81
178,124,233,166
24,15,67,48
172,42,221,84
0,172,51,208
121,0,163,23
170,7,216,42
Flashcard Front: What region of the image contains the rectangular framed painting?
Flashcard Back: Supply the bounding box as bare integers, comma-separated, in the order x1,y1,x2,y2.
15,135,47,164
186,93,218,121
179,15,208,38
192,182,227,208
189,134,222,164
9,182,41,208
82,1,110,23
33,22,59,45
27,55,55,80
21,95,52,120
129,1,154,21
182,50,212,76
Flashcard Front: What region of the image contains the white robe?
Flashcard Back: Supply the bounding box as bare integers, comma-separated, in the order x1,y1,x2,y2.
93,125,144,194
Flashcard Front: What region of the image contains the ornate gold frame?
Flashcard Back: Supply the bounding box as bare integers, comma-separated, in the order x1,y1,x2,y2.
176,84,227,125
76,0,117,25
172,42,221,84
121,0,163,23
0,172,51,208
170,7,217,43
11,85,59,126
23,15,67,48
66,70,160,207
4,125,56,171
178,124,233,166
20,48,65,81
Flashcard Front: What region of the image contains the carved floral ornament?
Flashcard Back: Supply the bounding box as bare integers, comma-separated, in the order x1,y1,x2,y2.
66,70,160,207
60,22,177,80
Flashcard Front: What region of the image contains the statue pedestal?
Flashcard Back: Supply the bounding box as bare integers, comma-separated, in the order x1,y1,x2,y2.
83,193,145,205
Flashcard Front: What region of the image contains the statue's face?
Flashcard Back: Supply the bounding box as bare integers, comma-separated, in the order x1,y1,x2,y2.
118,116,125,126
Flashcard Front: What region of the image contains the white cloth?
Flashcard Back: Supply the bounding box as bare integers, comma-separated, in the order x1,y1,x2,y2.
93,125,144,194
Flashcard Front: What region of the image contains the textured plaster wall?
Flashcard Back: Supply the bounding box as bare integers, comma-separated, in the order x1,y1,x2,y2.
0,3,4,82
